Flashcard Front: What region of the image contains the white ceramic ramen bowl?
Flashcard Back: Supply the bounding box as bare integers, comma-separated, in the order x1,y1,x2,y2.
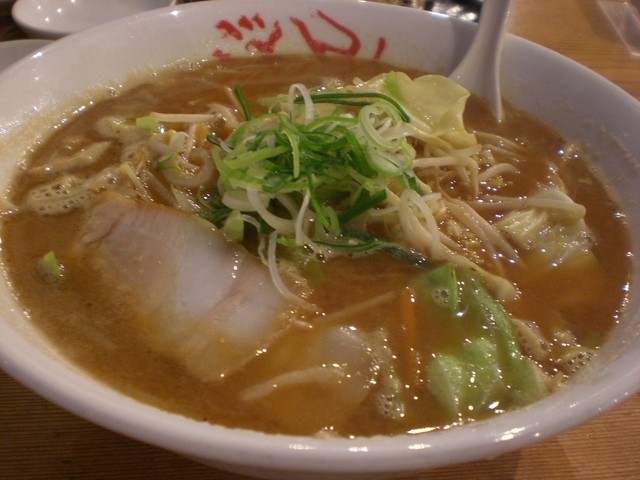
11,0,178,39
0,1,640,479
0,38,51,72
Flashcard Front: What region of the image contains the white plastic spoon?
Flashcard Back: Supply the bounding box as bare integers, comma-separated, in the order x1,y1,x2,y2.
448,0,513,121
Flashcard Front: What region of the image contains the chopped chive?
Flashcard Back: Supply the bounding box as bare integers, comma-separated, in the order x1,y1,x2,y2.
234,84,252,121
135,115,157,132
206,134,221,145
214,78,433,258
295,92,410,122
156,153,179,172
341,226,430,267
196,188,232,227
226,145,290,170
404,172,424,195
281,128,301,179
39,250,64,283
338,189,387,224
315,237,380,252
306,172,331,230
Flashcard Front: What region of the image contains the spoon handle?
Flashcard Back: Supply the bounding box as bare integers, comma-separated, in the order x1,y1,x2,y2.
448,0,512,121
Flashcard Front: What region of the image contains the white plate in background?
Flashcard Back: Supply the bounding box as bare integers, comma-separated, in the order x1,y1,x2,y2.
11,0,178,39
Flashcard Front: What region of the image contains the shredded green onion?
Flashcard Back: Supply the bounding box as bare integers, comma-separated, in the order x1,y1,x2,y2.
337,189,387,224
295,92,410,122
234,84,252,121
197,188,232,227
208,81,426,258
156,153,176,171
39,250,64,283
135,115,157,132
206,134,221,146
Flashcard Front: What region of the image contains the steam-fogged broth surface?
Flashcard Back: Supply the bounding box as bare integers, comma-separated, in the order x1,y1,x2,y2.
0,55,631,436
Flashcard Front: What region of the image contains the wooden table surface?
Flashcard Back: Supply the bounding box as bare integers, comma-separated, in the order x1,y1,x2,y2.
1,0,640,478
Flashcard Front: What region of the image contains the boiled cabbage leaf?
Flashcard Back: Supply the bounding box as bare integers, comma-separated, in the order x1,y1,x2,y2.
355,71,477,149
413,264,547,418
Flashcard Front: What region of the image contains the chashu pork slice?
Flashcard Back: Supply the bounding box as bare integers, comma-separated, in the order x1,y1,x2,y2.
74,192,291,382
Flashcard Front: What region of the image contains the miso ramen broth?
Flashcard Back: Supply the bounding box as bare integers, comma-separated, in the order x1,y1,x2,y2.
0,55,631,437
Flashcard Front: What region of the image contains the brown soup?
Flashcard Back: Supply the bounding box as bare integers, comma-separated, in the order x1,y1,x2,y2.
0,54,631,437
